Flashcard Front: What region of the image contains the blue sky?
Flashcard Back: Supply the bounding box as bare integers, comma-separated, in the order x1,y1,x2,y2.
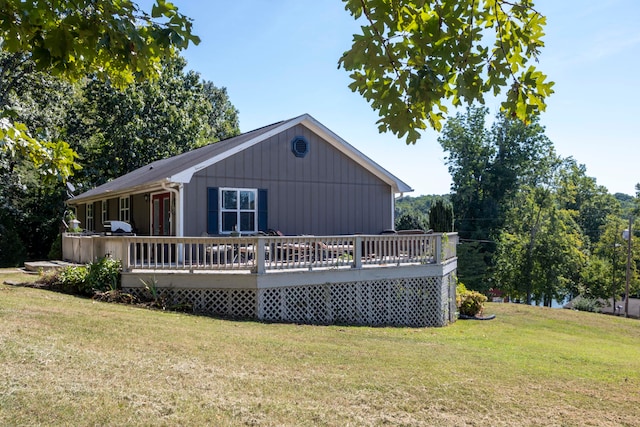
144,0,639,197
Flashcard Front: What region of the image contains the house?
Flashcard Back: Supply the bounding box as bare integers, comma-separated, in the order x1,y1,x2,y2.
63,114,457,327
67,113,412,238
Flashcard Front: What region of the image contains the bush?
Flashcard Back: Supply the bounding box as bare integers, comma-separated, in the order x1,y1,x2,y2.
86,257,121,293
571,296,602,313
55,256,121,296
456,282,468,307
456,282,487,317
58,265,88,294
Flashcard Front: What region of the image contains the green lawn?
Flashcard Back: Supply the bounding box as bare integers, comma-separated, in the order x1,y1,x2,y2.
1,269,639,426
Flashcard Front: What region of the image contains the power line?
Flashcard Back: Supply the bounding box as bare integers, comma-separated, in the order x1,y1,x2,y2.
458,238,497,244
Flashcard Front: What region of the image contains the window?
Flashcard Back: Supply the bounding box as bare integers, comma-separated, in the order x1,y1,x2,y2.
101,200,108,224
207,187,269,235
86,203,94,231
220,188,257,234
119,197,130,222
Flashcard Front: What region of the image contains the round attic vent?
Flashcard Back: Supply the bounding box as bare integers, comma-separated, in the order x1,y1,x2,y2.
291,136,309,158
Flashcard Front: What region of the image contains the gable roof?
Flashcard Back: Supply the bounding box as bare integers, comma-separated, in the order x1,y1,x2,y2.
69,114,412,204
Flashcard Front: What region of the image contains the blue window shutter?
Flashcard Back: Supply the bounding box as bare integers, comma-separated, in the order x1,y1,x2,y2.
207,187,219,235
258,189,268,232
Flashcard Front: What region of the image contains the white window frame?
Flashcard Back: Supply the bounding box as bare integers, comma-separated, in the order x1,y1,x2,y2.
86,203,94,231
219,188,257,234
101,200,108,224
119,197,130,222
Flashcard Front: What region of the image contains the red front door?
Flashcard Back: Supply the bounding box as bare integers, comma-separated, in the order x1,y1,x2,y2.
152,193,172,236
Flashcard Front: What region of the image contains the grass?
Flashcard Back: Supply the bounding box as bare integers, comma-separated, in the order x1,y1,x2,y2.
1,269,639,426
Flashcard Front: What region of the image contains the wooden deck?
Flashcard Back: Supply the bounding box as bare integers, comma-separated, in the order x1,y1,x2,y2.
61,233,458,327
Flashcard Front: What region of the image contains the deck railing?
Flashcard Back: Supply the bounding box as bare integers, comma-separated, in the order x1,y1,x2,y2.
62,233,458,273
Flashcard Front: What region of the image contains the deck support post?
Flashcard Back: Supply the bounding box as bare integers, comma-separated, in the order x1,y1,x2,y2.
435,235,442,265
121,238,130,272
256,237,266,274
353,236,363,269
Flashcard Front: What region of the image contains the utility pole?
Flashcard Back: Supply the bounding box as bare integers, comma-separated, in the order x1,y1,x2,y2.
624,216,633,317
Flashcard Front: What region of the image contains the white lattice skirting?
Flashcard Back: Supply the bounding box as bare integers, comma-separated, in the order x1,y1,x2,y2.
123,273,455,327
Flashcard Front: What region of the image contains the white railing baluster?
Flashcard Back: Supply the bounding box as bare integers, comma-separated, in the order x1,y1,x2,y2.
63,233,456,273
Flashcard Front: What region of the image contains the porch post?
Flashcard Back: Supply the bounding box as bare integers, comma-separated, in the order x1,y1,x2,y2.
177,184,184,237
178,186,184,264
435,235,442,264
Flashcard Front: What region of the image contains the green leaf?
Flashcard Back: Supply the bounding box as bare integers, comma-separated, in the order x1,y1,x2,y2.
339,0,553,143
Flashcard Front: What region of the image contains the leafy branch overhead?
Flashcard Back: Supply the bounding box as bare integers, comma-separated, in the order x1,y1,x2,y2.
339,0,554,143
0,0,200,87
0,117,79,185
0,0,199,182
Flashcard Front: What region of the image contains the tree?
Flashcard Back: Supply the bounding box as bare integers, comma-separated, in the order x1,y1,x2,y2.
0,50,79,184
614,192,636,218
438,106,492,239
0,0,199,182
556,160,619,246
66,55,241,187
493,186,587,306
592,215,639,307
529,205,586,306
439,106,555,240
0,50,240,265
0,51,76,266
579,256,613,301
428,198,454,232
203,82,240,142
438,106,555,291
395,194,444,220
0,0,199,85
339,0,554,143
